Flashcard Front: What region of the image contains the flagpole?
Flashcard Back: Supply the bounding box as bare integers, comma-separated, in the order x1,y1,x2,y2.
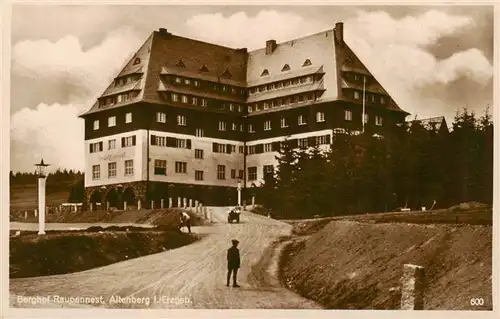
362,76,366,133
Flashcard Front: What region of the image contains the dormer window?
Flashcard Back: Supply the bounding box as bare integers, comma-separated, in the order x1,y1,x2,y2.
281,64,290,72
302,59,312,67
133,57,141,65
199,65,209,72
176,60,186,68
261,69,269,76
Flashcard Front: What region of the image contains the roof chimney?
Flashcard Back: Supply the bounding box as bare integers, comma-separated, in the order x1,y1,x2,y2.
335,22,344,44
266,40,277,55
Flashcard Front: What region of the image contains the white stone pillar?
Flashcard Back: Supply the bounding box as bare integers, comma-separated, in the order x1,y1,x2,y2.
24,211,28,219
401,264,425,310
251,196,255,207
238,189,241,206
138,200,142,210
177,197,181,208
195,200,199,213
161,199,164,209
169,197,172,208
74,205,77,213
183,198,187,208
34,209,38,217
38,177,46,235
106,201,110,211
124,201,127,210
151,200,154,210
189,199,193,208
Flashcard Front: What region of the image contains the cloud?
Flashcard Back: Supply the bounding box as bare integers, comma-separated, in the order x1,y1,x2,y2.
344,10,493,120
185,10,330,50
10,27,143,173
10,103,85,172
186,9,492,123
12,26,143,105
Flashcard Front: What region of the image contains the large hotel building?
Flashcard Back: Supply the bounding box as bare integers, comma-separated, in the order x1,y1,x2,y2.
80,23,410,209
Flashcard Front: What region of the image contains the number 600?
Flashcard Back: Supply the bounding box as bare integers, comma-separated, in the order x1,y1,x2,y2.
470,298,484,306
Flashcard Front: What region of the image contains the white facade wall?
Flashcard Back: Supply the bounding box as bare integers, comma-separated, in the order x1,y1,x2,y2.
84,130,145,187
148,130,244,188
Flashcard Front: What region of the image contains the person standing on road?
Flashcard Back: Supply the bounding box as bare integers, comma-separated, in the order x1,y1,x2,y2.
227,239,241,287
180,211,191,233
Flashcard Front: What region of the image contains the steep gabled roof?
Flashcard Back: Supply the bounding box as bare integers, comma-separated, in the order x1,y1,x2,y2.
410,116,448,131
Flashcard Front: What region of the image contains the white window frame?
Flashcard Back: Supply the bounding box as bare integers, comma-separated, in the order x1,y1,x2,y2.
196,128,204,137
298,115,307,125
316,112,325,123
177,115,187,126
92,165,100,180
155,136,166,147
232,123,237,131
108,139,116,150
108,116,116,127
375,116,383,126
175,161,187,174
124,136,134,147
171,93,179,102
201,99,208,107
125,112,132,123
218,121,227,131
195,170,204,181
264,143,273,152
217,165,226,180
248,124,255,133
181,95,188,103
125,160,134,176
354,91,360,100
157,112,166,123
264,120,272,131
345,110,353,121
93,120,99,130
108,162,117,178
364,114,369,124
281,117,288,128
248,167,257,181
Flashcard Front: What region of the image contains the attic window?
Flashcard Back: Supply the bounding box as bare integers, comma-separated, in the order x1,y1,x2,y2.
222,69,232,78
302,59,312,67
281,64,290,72
176,60,186,68
261,69,269,76
133,57,141,65
199,65,209,72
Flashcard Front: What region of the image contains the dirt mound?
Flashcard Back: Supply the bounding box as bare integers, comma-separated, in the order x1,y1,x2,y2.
280,221,492,310
10,230,199,279
449,202,490,212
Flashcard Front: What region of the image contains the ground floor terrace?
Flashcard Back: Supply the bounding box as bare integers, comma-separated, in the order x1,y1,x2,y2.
84,181,259,211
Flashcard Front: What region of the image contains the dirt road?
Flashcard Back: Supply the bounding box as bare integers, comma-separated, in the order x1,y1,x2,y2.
10,207,320,309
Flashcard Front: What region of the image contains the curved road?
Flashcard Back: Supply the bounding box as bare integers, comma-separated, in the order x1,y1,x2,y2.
10,207,320,309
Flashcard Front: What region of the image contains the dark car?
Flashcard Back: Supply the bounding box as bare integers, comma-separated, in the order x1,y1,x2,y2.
227,207,241,223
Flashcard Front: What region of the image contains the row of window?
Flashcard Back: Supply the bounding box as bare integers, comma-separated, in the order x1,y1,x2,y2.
151,135,192,149
93,112,132,130
170,75,247,97
89,135,136,153
247,112,325,133
92,160,134,180
155,112,245,132
352,90,387,105
114,74,141,87
154,160,244,181
92,158,247,182
248,92,317,113
167,93,245,113
249,75,315,95
246,134,331,155
99,91,139,108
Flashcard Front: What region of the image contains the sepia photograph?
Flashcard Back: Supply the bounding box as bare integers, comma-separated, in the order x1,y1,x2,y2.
3,1,497,316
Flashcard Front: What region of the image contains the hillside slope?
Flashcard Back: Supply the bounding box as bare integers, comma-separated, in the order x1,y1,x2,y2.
280,221,492,310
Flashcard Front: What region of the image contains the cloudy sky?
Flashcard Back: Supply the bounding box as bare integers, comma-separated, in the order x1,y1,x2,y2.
9,4,494,173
